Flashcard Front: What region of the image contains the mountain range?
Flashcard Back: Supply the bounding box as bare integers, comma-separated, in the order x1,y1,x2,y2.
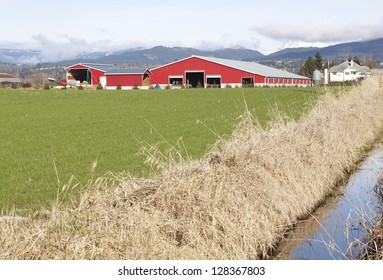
1,38,383,66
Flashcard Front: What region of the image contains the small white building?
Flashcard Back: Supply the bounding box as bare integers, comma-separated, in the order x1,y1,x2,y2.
329,60,371,82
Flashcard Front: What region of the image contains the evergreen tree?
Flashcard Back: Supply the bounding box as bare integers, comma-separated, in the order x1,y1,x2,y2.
352,55,361,65
315,52,323,70
299,56,317,78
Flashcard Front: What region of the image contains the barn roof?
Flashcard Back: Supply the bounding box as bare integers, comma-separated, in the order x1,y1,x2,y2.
66,63,150,75
66,63,115,72
193,56,310,80
105,68,151,75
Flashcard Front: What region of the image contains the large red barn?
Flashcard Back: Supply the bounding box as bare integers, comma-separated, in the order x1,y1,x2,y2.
66,56,310,89
150,55,311,88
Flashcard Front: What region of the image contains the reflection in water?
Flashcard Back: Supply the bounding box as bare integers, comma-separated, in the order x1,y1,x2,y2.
277,152,383,260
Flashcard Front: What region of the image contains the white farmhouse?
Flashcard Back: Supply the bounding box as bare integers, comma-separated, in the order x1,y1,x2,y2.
329,60,371,82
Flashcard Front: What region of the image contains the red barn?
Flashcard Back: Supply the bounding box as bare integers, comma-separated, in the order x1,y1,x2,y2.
150,55,311,88
105,68,151,89
66,63,151,89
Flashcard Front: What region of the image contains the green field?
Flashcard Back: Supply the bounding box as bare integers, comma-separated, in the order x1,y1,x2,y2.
0,87,320,212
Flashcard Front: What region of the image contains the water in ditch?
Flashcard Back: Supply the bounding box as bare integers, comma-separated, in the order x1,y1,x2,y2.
276,151,383,260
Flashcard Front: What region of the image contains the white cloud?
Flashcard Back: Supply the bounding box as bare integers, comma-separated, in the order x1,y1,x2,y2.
254,18,383,44
29,35,114,62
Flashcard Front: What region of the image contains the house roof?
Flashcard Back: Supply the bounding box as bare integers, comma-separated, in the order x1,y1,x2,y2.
152,55,310,80
0,73,15,78
0,73,21,83
329,60,371,73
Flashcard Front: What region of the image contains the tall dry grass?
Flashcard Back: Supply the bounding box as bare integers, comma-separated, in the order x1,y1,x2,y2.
1,77,383,260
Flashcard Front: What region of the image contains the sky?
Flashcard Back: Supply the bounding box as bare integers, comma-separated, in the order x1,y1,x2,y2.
1,0,383,62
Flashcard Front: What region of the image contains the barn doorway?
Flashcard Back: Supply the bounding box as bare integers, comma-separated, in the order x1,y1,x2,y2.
186,72,204,88
68,68,92,85
142,71,151,86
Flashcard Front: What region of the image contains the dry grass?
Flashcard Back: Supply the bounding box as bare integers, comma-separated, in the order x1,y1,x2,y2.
1,77,383,260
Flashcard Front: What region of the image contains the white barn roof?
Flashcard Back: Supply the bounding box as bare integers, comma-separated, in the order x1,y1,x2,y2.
66,63,150,75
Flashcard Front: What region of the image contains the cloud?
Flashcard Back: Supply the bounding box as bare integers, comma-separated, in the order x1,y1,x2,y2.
195,34,261,51
254,18,383,44
29,34,114,62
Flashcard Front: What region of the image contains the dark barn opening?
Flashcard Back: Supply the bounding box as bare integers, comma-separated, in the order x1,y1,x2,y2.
242,77,254,88
207,77,221,88
169,77,183,86
186,72,204,88
69,69,92,84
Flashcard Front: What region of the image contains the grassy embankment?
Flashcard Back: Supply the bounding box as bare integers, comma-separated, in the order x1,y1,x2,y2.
0,87,318,213
1,78,383,260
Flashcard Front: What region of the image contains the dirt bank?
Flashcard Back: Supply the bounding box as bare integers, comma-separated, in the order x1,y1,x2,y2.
1,77,383,259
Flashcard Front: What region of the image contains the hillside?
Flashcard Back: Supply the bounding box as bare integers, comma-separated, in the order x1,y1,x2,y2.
54,38,383,66
267,38,383,60
57,46,266,66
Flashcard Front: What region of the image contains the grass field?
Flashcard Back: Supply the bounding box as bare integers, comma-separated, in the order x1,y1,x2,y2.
0,87,320,212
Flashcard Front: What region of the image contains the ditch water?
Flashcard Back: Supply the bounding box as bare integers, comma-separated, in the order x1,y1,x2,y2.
276,151,383,260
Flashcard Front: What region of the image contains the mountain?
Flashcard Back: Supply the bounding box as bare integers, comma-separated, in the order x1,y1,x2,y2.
59,38,383,66
57,46,266,66
267,38,383,60
267,47,321,60
76,48,146,60
1,38,383,66
0,49,41,64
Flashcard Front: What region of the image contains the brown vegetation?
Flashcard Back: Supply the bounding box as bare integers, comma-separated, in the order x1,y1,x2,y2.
1,77,383,259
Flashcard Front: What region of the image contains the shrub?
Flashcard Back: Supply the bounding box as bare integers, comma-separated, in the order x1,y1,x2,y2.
43,84,50,90
1,81,11,88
